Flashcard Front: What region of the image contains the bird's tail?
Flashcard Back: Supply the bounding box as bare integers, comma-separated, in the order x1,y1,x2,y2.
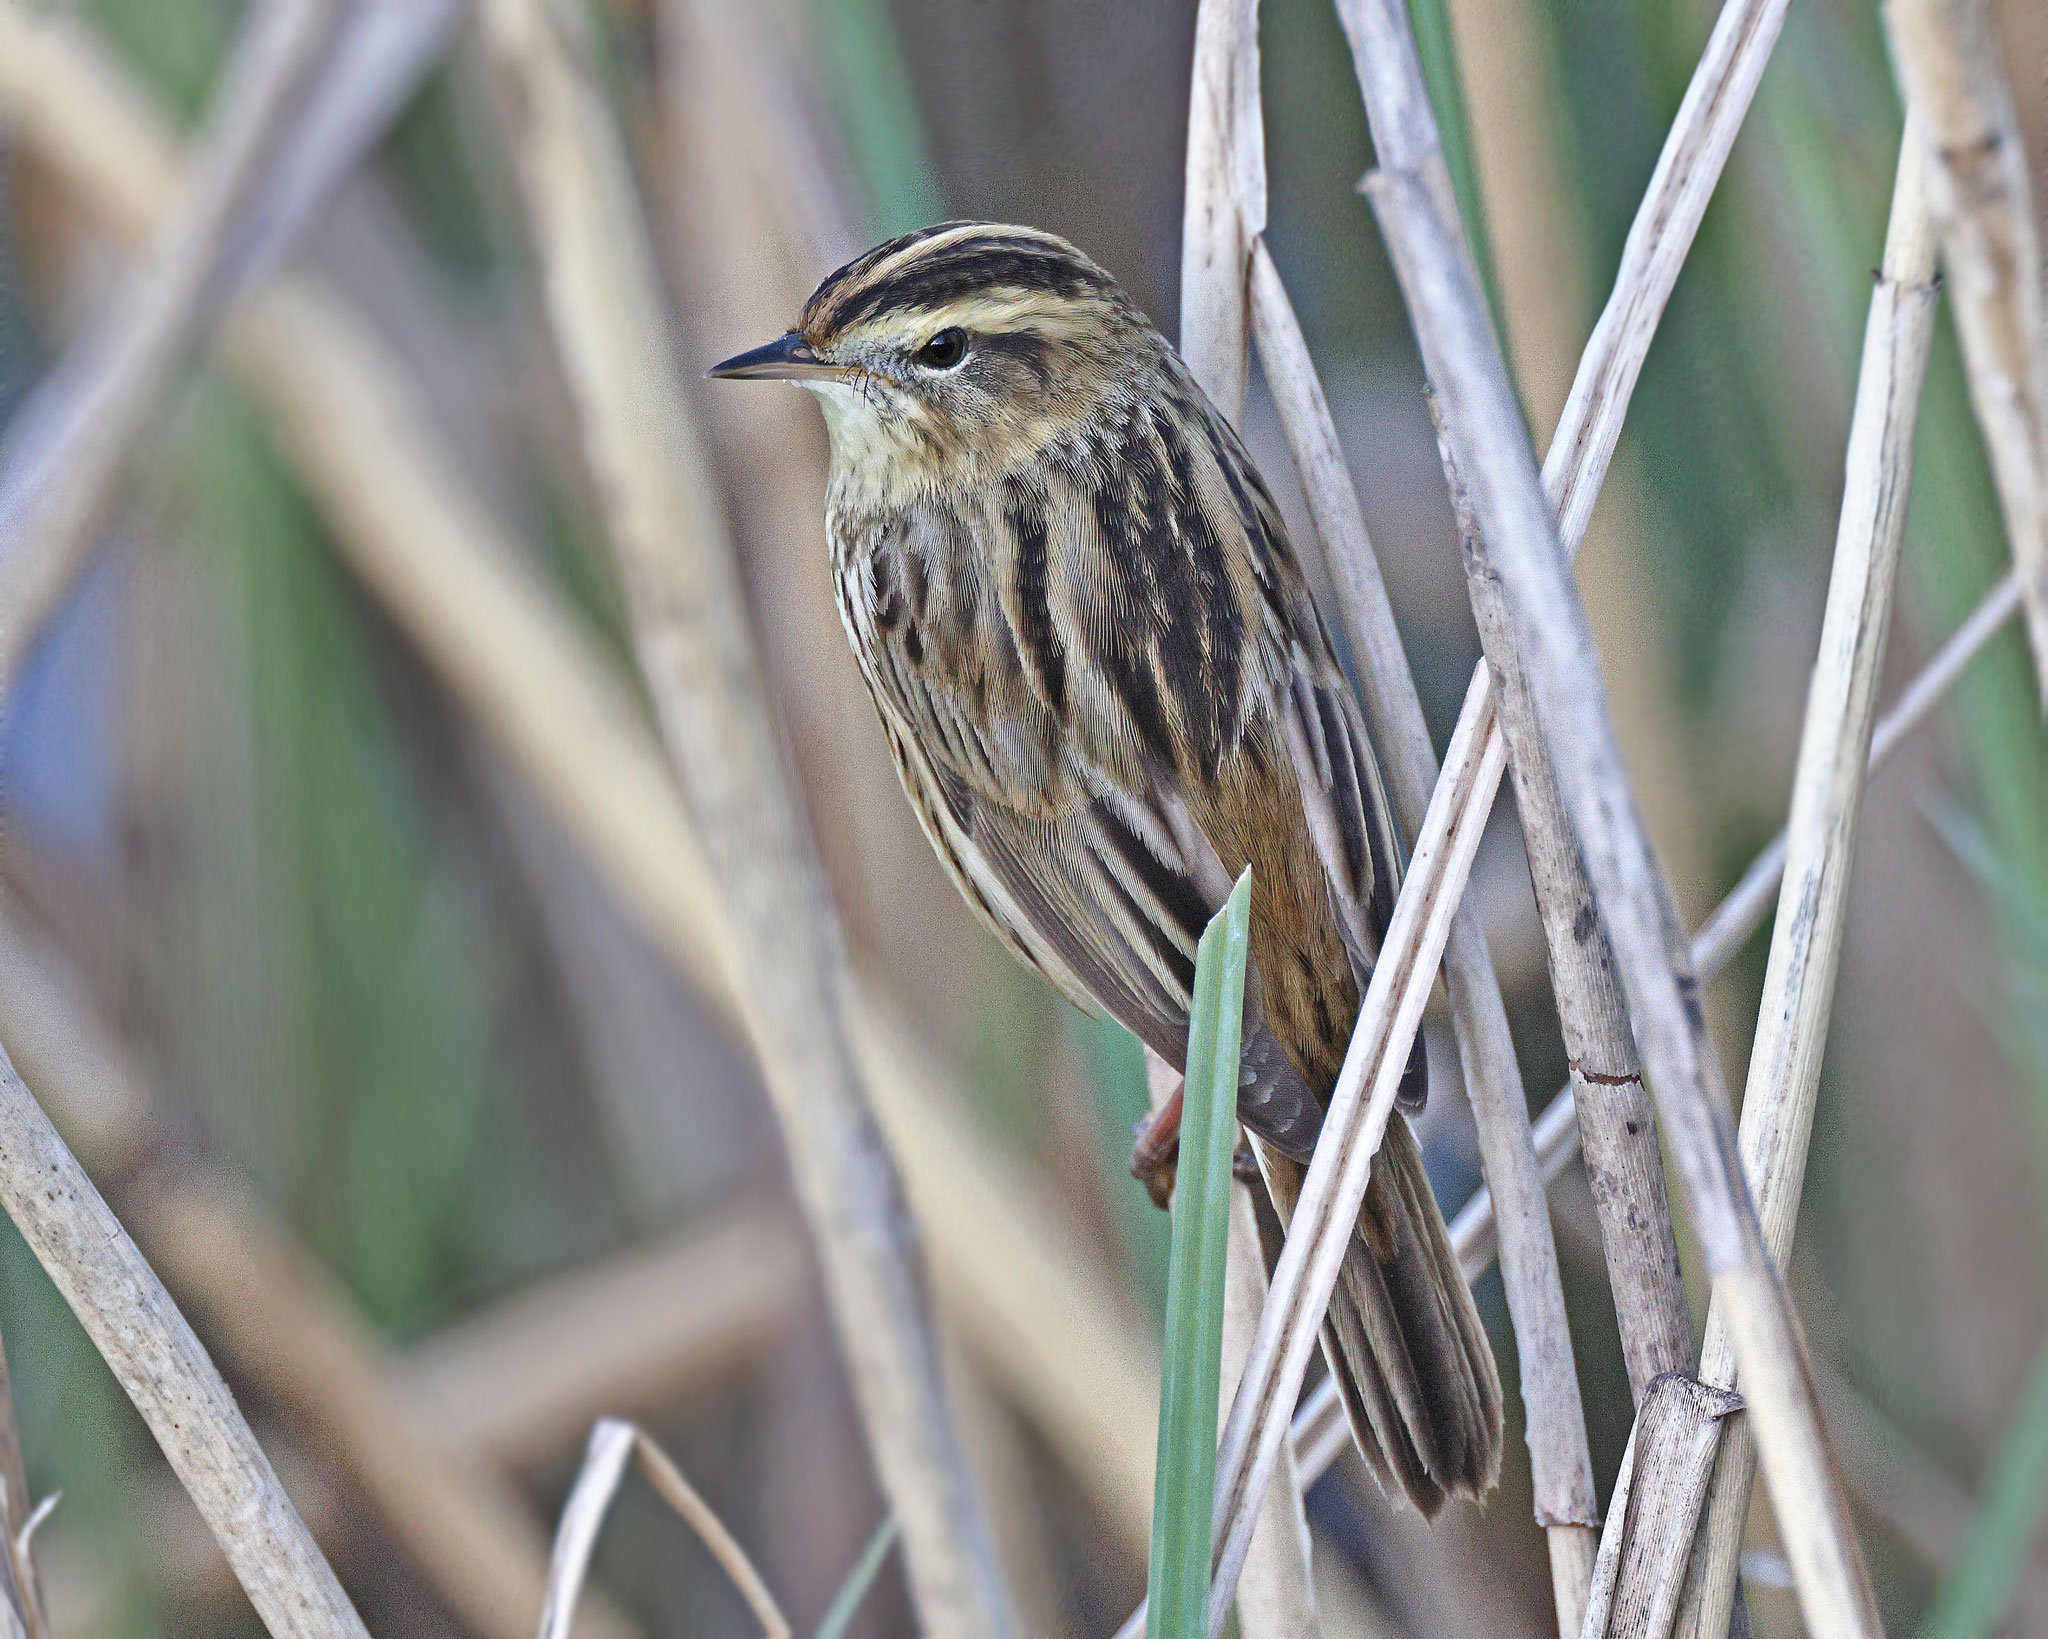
1257,1117,1502,1515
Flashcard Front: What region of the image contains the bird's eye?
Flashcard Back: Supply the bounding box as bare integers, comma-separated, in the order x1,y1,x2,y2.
914,328,968,370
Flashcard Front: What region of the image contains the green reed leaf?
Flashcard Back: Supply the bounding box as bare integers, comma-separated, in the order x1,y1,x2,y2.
1147,869,1252,1639
814,1515,900,1639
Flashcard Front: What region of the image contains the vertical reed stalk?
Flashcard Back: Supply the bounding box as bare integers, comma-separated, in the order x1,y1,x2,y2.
1674,123,1942,1639
1178,7,1321,1627
1343,0,1881,1630
1884,0,2048,713
473,1,1014,1630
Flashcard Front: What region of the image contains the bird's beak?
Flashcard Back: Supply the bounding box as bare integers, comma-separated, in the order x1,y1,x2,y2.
706,332,841,381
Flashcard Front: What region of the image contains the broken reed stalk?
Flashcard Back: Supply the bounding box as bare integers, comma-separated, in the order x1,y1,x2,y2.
472,1,1014,1632
1202,0,1797,1608
0,0,344,699
1673,123,1942,1639
1579,1377,1746,1634
0,1034,368,1638
1247,241,1599,1633
1178,5,1321,1630
1349,0,1883,1628
0,17,1164,1567
1883,0,2048,713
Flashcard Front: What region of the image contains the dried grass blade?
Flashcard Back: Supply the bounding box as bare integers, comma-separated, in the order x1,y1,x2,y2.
537,1422,636,1639
540,1419,792,1639
631,1433,792,1639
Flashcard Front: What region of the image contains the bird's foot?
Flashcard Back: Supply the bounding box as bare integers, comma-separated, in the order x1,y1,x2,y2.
1129,1082,1182,1210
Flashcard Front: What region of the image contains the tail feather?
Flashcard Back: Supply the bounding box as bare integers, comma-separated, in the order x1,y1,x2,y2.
1256,1118,1502,1515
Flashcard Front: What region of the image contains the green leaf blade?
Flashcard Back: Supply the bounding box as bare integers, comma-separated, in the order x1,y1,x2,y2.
1147,870,1253,1639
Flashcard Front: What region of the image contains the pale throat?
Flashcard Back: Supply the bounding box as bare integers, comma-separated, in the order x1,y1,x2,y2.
807,377,1047,513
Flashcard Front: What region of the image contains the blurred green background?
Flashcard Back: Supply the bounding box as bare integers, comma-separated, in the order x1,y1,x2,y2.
0,0,2044,1633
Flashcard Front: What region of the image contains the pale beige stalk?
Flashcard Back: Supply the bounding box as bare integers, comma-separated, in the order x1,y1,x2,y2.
0,1028,366,1638
1179,7,1321,1623
1674,124,1942,1639
1886,0,2048,711
1282,564,2022,1502
1447,564,2024,1276
473,1,1013,1630
0,0,343,696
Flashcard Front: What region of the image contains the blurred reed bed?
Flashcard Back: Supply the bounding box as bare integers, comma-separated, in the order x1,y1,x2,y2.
0,0,2038,1635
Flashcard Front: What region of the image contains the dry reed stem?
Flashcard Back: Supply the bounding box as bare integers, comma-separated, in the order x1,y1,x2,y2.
1438,407,1693,1410
1673,124,1941,1639
473,2,1013,1629
1283,557,2025,1491
1179,6,1321,1628
1247,240,1599,1628
1223,1184,1322,1638
0,898,628,1639
0,18,1164,1571
1579,1378,1745,1639
0,0,344,699
0,1035,366,1638
1204,0,1798,1609
1885,0,2048,712
1341,0,1880,1630
1450,563,2025,1273
540,1420,791,1639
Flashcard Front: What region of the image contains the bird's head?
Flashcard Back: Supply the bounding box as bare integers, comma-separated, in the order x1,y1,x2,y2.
708,222,1162,505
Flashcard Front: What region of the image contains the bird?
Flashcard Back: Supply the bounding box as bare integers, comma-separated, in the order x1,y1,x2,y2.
710,221,1501,1514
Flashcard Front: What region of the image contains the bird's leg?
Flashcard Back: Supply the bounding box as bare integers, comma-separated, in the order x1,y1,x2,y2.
1129,1081,1182,1210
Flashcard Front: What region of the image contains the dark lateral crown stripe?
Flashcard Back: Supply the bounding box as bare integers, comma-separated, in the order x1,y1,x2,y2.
804,223,1117,335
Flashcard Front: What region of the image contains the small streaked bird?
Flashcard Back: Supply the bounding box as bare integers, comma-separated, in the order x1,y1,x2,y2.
711,222,1502,1513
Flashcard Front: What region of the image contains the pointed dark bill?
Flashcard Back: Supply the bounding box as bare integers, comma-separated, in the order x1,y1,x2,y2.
706,332,842,381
